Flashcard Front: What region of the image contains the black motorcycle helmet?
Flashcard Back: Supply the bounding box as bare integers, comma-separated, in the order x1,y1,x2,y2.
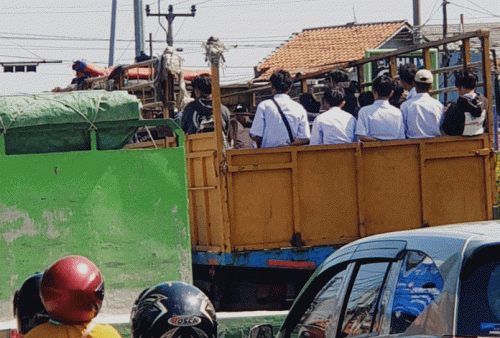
131,281,217,338
13,273,50,334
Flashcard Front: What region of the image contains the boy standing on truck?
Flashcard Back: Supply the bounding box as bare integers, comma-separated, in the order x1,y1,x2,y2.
441,68,488,136
355,75,405,142
401,69,444,139
250,70,310,148
310,87,356,145
181,74,230,138
398,63,418,104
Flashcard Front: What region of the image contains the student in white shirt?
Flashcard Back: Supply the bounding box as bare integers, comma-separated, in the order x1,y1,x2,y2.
398,63,418,103
310,87,356,145
250,70,310,148
356,75,405,142
402,69,444,139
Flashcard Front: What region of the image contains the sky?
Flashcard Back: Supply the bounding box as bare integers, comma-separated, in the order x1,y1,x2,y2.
0,0,498,95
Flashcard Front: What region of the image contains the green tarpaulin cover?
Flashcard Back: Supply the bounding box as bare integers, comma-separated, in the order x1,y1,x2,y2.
0,90,142,154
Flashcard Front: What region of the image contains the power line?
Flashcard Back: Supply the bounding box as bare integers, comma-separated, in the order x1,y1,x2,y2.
448,2,494,17
421,0,442,27
0,9,133,15
463,0,500,19
0,31,290,43
118,38,135,61
2,4,132,10
0,35,44,60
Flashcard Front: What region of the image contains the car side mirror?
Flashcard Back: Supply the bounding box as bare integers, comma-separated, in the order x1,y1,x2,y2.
248,324,274,338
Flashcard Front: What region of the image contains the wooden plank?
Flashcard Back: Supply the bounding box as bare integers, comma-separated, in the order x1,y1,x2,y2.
187,151,217,159
357,64,365,90
210,53,232,252
227,163,294,172
122,82,155,91
422,148,490,160
201,156,213,246
301,79,308,93
462,38,472,67
226,167,236,251
484,147,494,219
355,143,365,237
192,245,225,252
142,101,164,109
188,156,199,245
188,186,217,191
431,61,482,75
389,56,397,78
418,142,427,227
423,47,432,70
291,149,302,241
480,32,495,149
123,139,167,149
233,242,297,252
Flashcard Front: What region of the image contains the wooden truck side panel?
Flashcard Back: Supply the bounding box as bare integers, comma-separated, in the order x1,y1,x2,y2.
182,134,493,252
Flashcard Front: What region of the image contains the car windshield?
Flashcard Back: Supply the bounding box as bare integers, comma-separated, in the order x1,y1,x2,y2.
458,261,500,336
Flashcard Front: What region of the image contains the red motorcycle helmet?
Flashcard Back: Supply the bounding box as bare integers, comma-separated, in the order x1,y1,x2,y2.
40,255,105,324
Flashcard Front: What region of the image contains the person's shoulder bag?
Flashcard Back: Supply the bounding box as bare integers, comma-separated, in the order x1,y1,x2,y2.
270,97,294,144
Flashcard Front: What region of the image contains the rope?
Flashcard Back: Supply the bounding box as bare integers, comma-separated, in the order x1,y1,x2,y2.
0,94,46,133
35,94,98,130
0,115,6,134
145,126,158,149
91,93,104,130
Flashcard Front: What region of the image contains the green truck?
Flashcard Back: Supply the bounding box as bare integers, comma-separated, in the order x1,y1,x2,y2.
0,90,191,323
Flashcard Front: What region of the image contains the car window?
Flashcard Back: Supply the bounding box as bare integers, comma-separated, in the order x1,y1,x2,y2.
458,261,500,336
340,262,390,338
292,267,349,338
390,251,444,334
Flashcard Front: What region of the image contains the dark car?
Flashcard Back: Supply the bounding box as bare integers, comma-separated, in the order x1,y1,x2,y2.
250,222,500,338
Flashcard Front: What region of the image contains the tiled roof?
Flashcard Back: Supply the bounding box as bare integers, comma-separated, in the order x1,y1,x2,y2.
255,21,409,81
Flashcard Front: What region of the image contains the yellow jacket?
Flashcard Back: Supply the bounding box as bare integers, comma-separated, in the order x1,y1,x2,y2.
23,321,122,338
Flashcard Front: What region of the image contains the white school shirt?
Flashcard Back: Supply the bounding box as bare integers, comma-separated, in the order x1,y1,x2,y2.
310,107,356,145
407,87,417,101
402,92,444,139
250,94,311,148
400,87,418,125
356,100,405,140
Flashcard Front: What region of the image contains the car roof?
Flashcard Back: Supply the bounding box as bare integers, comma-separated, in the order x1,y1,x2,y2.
319,221,500,271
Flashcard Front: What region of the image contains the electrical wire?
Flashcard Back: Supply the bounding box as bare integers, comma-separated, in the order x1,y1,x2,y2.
421,1,443,28
118,37,135,62
0,35,44,60
464,0,500,19
448,2,494,17
174,18,187,40
0,9,133,15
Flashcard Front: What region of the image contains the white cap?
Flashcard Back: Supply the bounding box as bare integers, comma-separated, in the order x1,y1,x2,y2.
414,69,433,84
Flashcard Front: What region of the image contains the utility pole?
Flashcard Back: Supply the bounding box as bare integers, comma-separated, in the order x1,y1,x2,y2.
413,0,421,44
145,4,196,47
108,0,117,67
443,0,450,103
134,0,146,61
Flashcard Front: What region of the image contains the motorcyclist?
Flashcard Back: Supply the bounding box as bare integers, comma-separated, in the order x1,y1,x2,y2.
130,281,217,338
23,255,122,338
